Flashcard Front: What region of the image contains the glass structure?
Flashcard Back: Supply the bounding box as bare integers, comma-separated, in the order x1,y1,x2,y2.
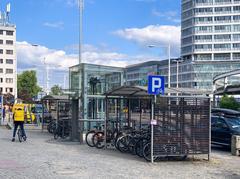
69,63,124,122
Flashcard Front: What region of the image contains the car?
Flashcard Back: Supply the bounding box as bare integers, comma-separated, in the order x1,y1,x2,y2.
211,108,240,117
211,115,240,146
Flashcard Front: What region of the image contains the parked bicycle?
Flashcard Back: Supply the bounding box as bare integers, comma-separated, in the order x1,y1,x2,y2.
53,120,71,139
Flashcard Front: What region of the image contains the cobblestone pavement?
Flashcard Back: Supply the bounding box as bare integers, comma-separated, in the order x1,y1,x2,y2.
0,127,240,179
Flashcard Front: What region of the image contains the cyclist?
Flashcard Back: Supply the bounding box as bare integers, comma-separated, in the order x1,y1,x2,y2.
12,106,27,142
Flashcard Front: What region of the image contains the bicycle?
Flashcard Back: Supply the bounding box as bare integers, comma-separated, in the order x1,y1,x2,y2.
17,128,26,143
53,120,71,139
85,123,104,147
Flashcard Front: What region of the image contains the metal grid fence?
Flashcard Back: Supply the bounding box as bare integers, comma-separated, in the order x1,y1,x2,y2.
153,96,210,157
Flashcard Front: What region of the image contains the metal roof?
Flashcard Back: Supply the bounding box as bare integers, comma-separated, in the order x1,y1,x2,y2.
41,95,69,101
105,86,211,97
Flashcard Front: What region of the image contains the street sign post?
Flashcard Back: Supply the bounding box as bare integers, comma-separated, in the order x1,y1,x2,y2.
0,96,3,125
148,75,165,163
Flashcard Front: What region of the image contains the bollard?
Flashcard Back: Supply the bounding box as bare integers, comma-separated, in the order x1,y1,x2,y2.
231,135,240,156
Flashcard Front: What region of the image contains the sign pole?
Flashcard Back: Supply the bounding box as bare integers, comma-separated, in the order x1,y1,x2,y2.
148,75,165,163
151,95,156,163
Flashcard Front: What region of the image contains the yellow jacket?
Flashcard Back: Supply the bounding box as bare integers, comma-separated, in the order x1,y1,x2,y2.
13,106,25,122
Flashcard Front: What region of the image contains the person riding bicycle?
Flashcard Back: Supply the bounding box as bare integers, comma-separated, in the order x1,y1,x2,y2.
12,106,27,142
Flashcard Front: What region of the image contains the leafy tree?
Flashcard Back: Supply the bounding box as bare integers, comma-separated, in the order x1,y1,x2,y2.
17,70,41,102
50,85,62,95
219,94,240,111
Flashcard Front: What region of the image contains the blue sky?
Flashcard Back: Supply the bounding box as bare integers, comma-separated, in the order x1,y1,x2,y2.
0,0,181,89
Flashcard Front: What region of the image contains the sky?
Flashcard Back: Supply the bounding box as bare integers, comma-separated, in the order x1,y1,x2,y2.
0,0,181,90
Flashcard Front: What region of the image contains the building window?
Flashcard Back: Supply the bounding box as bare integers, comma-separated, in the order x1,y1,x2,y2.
6,88,13,93
233,25,240,32
214,44,231,50
194,35,212,42
233,43,240,49
6,50,13,55
194,17,212,24
6,59,13,64
233,53,240,60
214,34,231,41
215,25,231,32
0,78,3,83
194,26,212,33
214,16,231,23
214,53,230,60
0,49,3,54
6,31,13,36
195,44,212,51
233,34,240,41
0,88,2,92
0,30,3,35
6,69,13,74
0,59,3,64
194,54,212,61
0,68,3,73
6,40,13,45
0,40,3,44
5,78,13,83
215,7,231,13
233,6,240,12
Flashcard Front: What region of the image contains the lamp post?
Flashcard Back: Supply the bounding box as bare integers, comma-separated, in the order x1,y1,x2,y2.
148,44,171,94
172,59,184,89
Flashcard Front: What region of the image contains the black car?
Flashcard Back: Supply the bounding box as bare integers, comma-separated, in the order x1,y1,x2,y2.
211,108,240,117
211,115,240,146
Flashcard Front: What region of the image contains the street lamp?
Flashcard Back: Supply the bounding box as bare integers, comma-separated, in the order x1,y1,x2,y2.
172,58,184,89
148,44,171,94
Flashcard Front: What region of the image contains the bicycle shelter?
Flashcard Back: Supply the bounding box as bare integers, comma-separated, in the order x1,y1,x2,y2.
104,86,211,162
41,95,71,135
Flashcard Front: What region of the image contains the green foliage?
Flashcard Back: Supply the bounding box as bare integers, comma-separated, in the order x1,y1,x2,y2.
17,70,42,102
50,85,62,95
219,95,240,111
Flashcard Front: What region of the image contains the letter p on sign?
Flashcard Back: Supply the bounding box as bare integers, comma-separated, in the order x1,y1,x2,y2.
148,75,165,95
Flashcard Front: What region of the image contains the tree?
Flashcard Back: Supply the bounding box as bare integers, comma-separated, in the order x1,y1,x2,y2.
219,94,240,111
17,70,42,102
50,85,62,95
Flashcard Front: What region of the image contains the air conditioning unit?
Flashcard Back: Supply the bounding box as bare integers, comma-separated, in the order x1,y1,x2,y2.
231,135,240,156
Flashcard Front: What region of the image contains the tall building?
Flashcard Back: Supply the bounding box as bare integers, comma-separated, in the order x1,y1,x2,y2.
0,4,16,96
181,0,240,90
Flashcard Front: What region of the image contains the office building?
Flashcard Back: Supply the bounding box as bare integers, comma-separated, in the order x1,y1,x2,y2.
181,0,240,89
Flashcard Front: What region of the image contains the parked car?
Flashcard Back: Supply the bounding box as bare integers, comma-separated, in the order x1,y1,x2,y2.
211,108,240,117
211,115,240,146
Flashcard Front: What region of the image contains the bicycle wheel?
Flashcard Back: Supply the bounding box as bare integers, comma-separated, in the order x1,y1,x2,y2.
92,132,105,149
53,128,59,139
128,137,137,155
116,135,131,153
143,142,151,162
135,138,149,158
85,131,96,147
17,129,23,143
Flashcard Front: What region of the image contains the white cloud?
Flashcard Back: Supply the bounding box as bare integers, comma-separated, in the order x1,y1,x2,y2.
152,9,180,23
43,21,64,29
113,25,181,56
16,41,170,88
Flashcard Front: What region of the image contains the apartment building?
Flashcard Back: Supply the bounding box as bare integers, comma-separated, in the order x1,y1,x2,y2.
0,9,16,96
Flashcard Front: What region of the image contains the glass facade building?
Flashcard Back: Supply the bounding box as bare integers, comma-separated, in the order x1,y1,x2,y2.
69,63,124,121
181,0,240,90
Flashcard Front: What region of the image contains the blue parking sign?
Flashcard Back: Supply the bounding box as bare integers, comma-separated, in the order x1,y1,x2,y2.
148,75,165,95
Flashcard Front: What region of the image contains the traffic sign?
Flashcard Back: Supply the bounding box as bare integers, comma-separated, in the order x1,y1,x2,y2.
148,75,165,95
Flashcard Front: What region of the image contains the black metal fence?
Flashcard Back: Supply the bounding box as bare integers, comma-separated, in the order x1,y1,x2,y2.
153,96,210,157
